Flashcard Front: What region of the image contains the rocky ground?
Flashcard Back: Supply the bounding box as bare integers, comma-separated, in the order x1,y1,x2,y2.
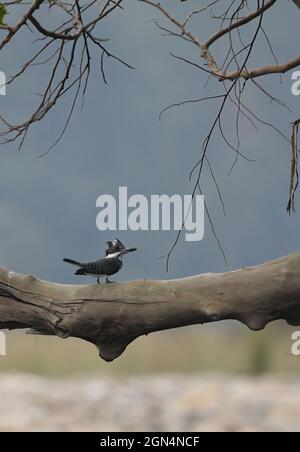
0,374,299,432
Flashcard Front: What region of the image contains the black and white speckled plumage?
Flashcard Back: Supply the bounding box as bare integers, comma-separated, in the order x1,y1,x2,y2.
75,256,123,277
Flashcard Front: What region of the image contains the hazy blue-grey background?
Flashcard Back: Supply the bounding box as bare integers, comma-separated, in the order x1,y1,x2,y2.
1,3,300,433
0,0,300,373
0,0,299,286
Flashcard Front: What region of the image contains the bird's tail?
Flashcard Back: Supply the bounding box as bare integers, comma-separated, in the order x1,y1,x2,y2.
63,258,82,267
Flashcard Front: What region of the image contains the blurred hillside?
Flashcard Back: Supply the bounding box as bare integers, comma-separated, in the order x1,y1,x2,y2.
0,322,299,376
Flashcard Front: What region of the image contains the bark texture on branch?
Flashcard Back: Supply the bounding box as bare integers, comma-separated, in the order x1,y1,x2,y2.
1,252,300,361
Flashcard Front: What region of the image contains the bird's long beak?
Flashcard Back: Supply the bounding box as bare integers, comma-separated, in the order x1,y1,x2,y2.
123,247,137,254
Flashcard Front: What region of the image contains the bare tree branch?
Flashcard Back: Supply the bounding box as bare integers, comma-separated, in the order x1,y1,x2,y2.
292,0,300,9
140,0,300,81
139,0,300,265
0,0,131,150
287,119,300,213
0,0,44,50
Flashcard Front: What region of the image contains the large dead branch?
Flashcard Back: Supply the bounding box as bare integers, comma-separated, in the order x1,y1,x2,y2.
1,252,300,362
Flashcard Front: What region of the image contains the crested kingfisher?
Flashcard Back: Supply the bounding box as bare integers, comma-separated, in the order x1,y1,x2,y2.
63,238,137,284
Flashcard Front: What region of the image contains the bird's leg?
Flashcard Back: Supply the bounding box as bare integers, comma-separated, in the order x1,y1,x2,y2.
106,277,115,284
97,277,101,284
